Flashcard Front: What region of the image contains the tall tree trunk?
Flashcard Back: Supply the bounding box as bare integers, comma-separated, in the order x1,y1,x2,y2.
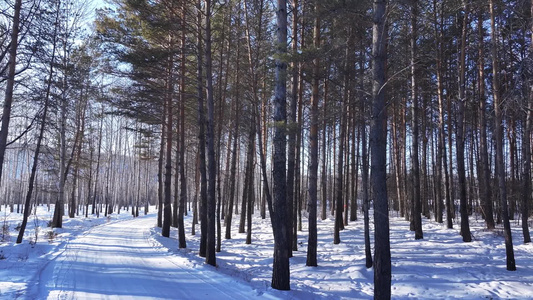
16,6,58,241
350,123,359,222
225,11,241,239
197,0,208,258
321,93,328,221
157,103,166,228
225,99,239,239
215,2,230,252
508,122,517,220
245,126,255,244
334,64,347,244
522,93,531,244
294,2,305,234
361,83,372,269
173,122,179,228
92,109,104,216
239,140,250,234
434,0,450,227
522,0,533,244
271,0,290,290
177,0,187,248
457,0,472,242
410,0,423,240
306,0,320,266
287,0,298,254
205,0,217,267
351,53,362,221
69,98,87,219
371,0,391,298
162,52,174,238
489,0,516,271
85,137,93,218
0,0,22,188
52,65,68,228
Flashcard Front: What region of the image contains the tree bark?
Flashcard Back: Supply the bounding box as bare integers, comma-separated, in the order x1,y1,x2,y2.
306,0,320,266
477,9,496,230
489,0,516,271
410,0,423,240
287,0,298,254
205,0,217,267
177,1,187,248
197,0,208,258
225,24,241,239
457,0,471,242
271,0,290,290
361,81,372,269
522,0,533,244
157,103,165,228
434,0,450,227
371,0,391,298
162,52,174,238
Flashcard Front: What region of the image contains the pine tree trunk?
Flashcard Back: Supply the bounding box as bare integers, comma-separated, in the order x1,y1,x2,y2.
522,0,533,244
434,0,450,228
162,53,174,238
457,0,471,242
477,7,495,229
490,0,516,271
361,84,372,269
371,0,391,297
197,0,208,258
204,0,217,267
522,86,532,244
287,0,298,254
52,66,68,228
225,15,241,239
92,110,104,216
306,1,320,266
245,128,255,245
271,0,290,290
334,68,347,244
177,1,187,248
225,103,239,239
321,87,328,221
410,0,423,240
157,102,165,228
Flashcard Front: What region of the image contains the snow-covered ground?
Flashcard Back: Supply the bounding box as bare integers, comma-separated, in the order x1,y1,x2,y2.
157,210,533,299
0,206,135,299
1,205,532,299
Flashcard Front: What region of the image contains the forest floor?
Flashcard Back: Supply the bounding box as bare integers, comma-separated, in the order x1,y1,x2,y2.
0,205,532,299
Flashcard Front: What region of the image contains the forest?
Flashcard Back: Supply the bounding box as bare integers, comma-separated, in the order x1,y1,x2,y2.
1,0,532,298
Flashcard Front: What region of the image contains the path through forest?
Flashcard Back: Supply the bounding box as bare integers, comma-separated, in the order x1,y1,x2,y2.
29,216,276,299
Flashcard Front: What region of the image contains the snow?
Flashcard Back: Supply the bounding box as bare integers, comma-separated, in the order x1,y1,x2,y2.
1,205,532,299
0,206,134,299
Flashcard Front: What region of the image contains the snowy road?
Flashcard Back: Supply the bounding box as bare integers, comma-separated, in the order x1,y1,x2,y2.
32,215,274,300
